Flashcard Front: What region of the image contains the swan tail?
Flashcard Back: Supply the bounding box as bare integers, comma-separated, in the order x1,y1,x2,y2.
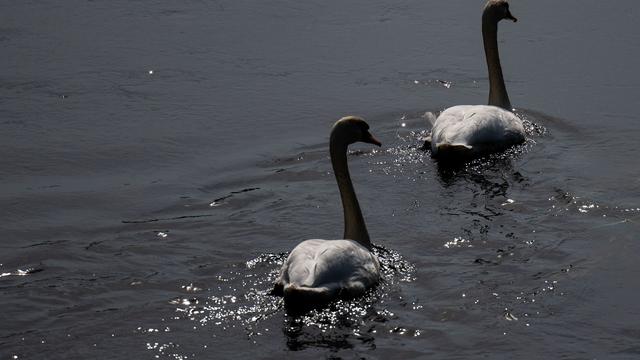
434,143,473,159
423,111,437,126
271,281,284,296
283,284,336,311
420,135,432,151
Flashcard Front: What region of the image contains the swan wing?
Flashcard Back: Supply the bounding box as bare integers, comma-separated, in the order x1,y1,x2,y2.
431,105,525,156
279,239,380,296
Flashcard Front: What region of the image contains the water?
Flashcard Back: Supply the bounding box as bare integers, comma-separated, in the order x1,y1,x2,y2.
2,0,639,359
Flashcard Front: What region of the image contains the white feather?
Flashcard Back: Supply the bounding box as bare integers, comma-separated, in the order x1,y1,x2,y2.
430,105,525,157
277,239,380,299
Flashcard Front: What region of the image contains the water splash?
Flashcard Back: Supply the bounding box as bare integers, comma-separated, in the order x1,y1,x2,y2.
142,246,415,358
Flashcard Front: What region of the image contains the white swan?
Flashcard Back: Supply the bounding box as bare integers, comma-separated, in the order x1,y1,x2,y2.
274,116,382,309
429,0,525,159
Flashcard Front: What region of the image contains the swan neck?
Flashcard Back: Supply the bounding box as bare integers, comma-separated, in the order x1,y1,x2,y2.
329,138,371,248
482,13,512,110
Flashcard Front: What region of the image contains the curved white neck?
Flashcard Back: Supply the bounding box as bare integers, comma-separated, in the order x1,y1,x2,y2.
482,13,512,110
329,139,371,248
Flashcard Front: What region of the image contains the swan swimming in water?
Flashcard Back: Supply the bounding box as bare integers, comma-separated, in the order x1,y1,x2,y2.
274,116,382,309
428,0,525,160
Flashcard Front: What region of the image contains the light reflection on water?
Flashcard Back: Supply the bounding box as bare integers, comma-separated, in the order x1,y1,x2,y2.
3,0,640,358
143,246,415,358
3,106,638,359
137,109,600,359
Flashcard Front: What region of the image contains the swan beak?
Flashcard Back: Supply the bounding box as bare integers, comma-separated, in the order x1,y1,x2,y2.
364,133,382,147
505,11,518,22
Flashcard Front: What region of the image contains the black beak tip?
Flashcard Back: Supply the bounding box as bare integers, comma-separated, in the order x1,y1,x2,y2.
366,134,382,147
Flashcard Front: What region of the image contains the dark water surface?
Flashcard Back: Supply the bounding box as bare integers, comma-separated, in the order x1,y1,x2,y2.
2,0,639,359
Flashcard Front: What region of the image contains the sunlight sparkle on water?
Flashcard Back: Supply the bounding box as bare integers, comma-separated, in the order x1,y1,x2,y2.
444,237,472,249
1,268,37,278
437,79,452,88
578,204,596,213
181,283,202,292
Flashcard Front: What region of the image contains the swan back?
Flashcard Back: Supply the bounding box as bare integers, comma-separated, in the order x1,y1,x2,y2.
431,105,525,157
283,240,379,289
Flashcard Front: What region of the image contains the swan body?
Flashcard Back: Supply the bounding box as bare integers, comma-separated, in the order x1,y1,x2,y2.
430,105,525,157
429,0,525,160
274,116,382,308
277,239,380,302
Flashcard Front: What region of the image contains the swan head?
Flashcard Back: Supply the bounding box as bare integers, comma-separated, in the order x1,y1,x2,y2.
331,116,382,147
484,0,518,23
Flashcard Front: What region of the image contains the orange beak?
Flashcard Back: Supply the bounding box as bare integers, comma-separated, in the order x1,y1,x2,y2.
364,132,382,147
